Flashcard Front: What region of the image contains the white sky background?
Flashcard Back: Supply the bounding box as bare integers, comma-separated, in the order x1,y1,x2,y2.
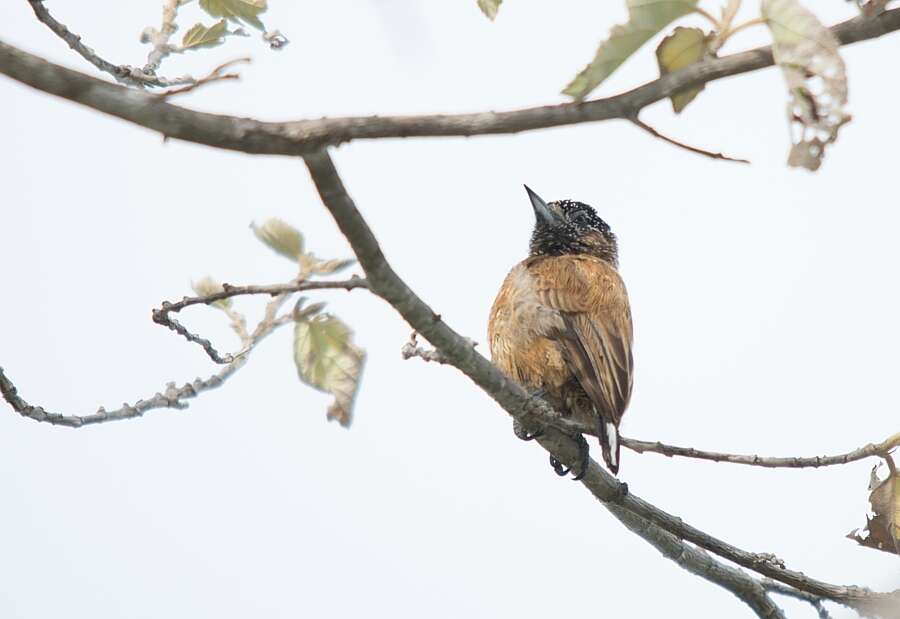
1,2,899,618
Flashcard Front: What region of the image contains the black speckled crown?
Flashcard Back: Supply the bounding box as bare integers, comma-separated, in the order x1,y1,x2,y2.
529,200,618,265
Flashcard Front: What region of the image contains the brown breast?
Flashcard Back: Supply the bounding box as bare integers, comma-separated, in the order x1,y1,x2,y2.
488,261,571,391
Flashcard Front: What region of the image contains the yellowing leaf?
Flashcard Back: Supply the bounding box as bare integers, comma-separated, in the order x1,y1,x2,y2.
762,0,849,171
656,27,710,113
200,0,267,31
563,0,698,100
848,466,899,556
251,218,303,261
294,314,365,428
191,276,231,309
181,20,228,50
299,253,355,276
477,0,502,20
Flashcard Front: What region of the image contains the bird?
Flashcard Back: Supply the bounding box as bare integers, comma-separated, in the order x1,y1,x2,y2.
488,185,634,476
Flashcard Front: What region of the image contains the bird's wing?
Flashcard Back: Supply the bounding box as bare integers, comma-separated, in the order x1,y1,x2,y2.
528,256,633,469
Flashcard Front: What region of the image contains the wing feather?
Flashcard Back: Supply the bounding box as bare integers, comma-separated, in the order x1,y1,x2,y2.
527,255,634,426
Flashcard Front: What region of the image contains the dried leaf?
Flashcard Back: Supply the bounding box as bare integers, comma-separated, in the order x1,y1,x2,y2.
299,253,355,276
294,314,365,427
477,0,502,20
199,0,267,31
762,0,850,171
563,0,698,100
191,276,231,309
655,27,711,113
310,258,355,275
848,465,900,556
251,218,304,261
181,20,228,50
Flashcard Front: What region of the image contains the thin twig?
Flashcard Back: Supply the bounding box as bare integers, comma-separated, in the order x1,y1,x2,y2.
0,311,291,428
692,6,722,29
727,17,768,41
710,0,742,54
546,412,900,470
142,0,182,74
26,0,192,88
151,277,369,363
160,58,251,98
629,115,750,163
762,579,834,619
621,432,900,469
400,332,476,364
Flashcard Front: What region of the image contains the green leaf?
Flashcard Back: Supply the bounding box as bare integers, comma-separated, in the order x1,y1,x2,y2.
477,0,502,20
199,0,267,31
762,0,849,171
181,20,228,50
563,0,698,100
294,314,365,427
191,276,231,309
655,27,710,113
251,218,304,261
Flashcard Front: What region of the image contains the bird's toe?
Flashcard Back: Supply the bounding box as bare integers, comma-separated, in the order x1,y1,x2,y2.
549,455,570,476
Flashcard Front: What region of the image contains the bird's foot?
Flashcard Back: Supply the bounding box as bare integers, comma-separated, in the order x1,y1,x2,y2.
513,418,544,441
518,388,549,439
549,434,590,480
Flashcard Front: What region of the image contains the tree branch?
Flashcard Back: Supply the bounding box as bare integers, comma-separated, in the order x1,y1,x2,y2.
7,3,900,613
3,9,900,155
611,503,787,619
301,147,900,617
762,579,834,619
152,277,369,363
621,432,900,469
26,0,192,88
406,346,899,470
0,305,291,428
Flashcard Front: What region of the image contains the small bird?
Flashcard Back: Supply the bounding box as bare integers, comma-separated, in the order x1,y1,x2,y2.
488,186,634,476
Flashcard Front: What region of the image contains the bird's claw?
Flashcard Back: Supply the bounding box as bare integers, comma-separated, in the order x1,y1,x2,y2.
549,435,591,480
549,456,570,476
570,434,590,481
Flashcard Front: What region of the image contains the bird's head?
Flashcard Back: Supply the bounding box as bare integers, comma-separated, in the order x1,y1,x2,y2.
525,185,618,266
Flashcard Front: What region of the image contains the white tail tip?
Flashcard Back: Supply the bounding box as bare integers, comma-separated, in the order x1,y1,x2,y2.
605,421,618,468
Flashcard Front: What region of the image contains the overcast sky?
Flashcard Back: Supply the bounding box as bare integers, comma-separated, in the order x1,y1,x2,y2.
1,2,898,618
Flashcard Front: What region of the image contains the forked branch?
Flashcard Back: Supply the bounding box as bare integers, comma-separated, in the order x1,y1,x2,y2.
26,0,192,88
152,277,368,363
301,147,900,617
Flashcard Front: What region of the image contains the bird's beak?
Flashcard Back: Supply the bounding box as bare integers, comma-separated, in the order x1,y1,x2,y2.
524,185,561,226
